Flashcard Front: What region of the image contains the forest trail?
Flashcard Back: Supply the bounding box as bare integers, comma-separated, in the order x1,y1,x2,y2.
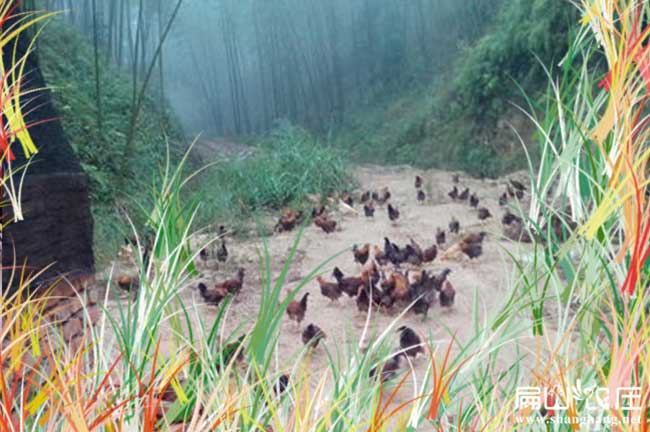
104,163,534,418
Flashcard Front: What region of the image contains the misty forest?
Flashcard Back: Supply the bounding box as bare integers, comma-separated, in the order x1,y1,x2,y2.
3,0,649,430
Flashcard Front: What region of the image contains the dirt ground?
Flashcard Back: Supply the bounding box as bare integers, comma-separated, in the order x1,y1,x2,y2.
102,163,534,425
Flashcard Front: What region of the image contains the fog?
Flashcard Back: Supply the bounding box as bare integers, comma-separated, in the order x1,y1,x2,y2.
42,0,499,136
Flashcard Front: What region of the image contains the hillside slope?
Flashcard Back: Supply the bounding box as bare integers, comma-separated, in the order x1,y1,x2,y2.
333,0,577,177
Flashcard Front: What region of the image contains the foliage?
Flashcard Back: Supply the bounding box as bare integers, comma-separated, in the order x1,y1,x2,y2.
195,123,353,228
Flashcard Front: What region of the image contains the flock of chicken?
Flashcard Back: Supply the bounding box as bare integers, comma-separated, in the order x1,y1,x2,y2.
115,172,531,382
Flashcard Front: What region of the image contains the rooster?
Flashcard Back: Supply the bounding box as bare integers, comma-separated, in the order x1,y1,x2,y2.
353,244,370,265
415,176,423,189
302,324,326,349
449,217,460,234
387,204,400,223
363,202,375,217
314,215,337,234
287,292,309,326
417,190,426,203
317,276,342,302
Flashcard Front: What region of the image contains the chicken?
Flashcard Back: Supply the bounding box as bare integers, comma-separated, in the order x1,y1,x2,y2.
372,187,391,205
477,207,492,220
199,247,209,261
317,276,342,302
452,174,460,184
117,275,138,292
469,193,479,208
312,205,326,218
363,202,375,217
448,186,459,200
332,267,364,297
314,215,337,234
286,292,309,326
460,240,483,260
432,268,452,291
503,217,533,243
216,241,228,263
499,192,508,206
509,179,527,192
275,209,303,232
422,244,438,263
218,225,227,237
370,353,406,382
502,211,521,226
415,175,423,189
389,272,410,304
412,288,436,318
397,326,425,358
302,323,326,349
449,217,460,234
274,374,290,396
462,232,487,245
356,285,371,312
458,188,470,201
417,189,426,203
198,282,227,305
360,191,371,203
387,204,400,222
215,268,246,295
439,280,456,307
353,243,370,265
372,245,388,266
341,192,354,207
436,228,446,246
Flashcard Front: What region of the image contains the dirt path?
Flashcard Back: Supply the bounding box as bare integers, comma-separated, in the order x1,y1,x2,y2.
103,164,533,425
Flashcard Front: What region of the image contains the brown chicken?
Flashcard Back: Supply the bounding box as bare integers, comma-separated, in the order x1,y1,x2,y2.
370,353,406,382
439,280,456,307
215,268,245,295
302,323,326,349
448,186,459,200
117,275,139,292
198,282,228,305
314,215,337,234
422,244,438,263
332,267,365,297
436,228,446,246
287,292,309,326
353,243,370,265
216,241,228,262
363,202,375,217
387,204,400,222
360,191,371,203
449,217,460,234
398,326,425,358
275,209,303,232
356,285,372,312
478,207,492,220
417,189,426,203
312,205,326,218
389,272,410,303
462,232,487,245
469,193,479,208
372,187,391,205
460,239,483,260
317,276,342,302
458,188,470,201
415,175,423,189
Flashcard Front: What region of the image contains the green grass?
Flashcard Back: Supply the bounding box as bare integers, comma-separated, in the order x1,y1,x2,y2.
194,124,353,230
